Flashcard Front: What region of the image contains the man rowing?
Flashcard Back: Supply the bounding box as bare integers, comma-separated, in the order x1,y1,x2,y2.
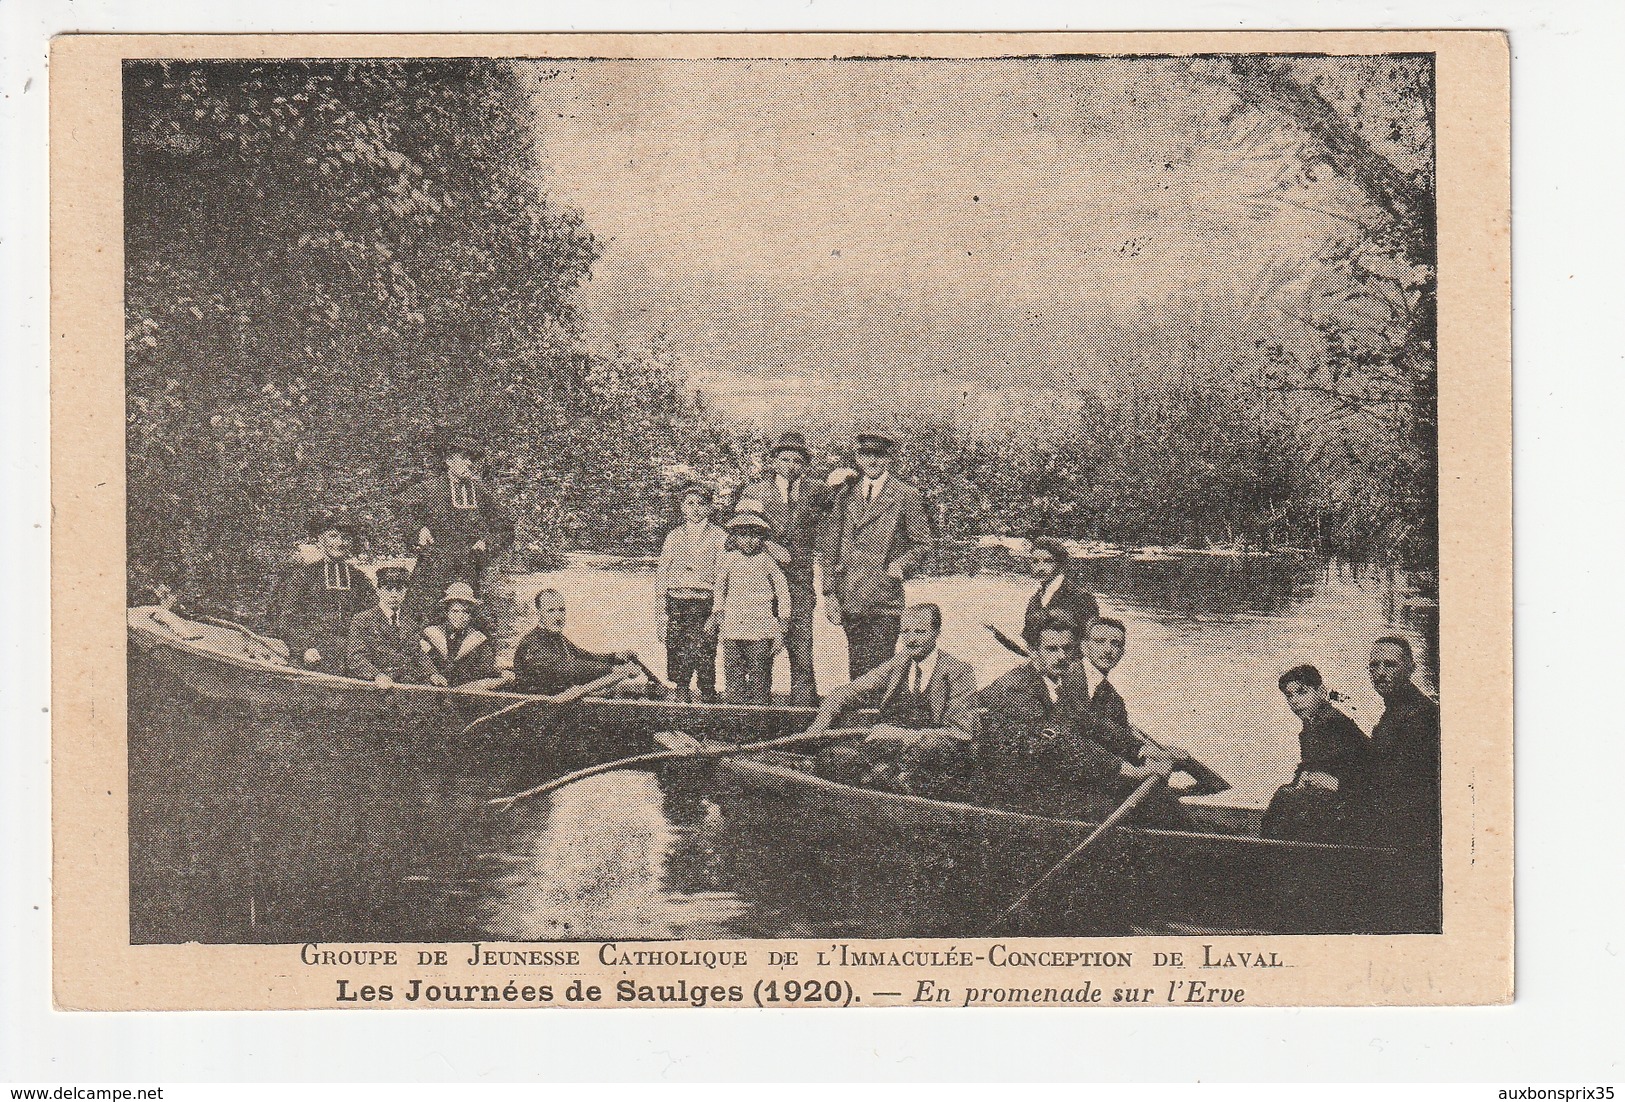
806,603,978,796
267,509,378,674
975,611,1183,822
509,588,641,697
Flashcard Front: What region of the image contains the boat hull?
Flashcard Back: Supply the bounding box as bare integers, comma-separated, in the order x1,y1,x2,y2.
669,751,1438,937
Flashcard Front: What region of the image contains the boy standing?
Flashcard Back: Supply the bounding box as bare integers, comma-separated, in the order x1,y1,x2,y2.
709,511,791,705
655,483,727,703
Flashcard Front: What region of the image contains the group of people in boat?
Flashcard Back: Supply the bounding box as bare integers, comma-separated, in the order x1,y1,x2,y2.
252,422,1438,853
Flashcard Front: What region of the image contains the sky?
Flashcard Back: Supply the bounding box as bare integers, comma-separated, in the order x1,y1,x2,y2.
523,58,1349,429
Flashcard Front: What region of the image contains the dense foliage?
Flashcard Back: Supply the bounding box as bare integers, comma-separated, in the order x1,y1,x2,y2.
126,57,1437,617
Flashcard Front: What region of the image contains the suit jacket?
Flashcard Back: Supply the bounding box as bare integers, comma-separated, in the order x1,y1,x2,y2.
510,626,617,697
1022,576,1101,645
742,474,833,597
347,606,428,681
1365,682,1441,848
397,474,517,569
419,624,497,687
267,558,378,660
818,475,934,619
977,662,1176,823
823,648,978,742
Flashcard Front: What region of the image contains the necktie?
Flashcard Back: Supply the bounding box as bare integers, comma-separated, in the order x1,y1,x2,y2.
911,661,923,696
865,481,875,504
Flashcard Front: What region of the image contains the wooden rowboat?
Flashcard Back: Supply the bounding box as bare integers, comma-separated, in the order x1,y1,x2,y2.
655,735,1441,936
127,609,829,743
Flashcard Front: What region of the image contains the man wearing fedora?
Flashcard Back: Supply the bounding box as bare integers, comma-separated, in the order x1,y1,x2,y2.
419,582,498,689
396,426,517,619
741,431,837,704
819,429,936,678
267,509,377,674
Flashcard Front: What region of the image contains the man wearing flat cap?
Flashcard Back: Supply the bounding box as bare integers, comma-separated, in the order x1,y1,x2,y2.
267,509,378,674
396,426,517,619
819,429,936,678
741,430,838,704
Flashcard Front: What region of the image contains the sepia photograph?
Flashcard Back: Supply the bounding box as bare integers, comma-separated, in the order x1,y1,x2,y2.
120,49,1448,947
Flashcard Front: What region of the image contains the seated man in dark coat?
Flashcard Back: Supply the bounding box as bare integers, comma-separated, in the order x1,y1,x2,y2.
418,582,499,689
808,603,979,796
267,511,377,674
509,588,639,696
976,612,1180,823
1021,538,1100,650
1362,636,1442,851
346,566,427,686
1261,664,1371,843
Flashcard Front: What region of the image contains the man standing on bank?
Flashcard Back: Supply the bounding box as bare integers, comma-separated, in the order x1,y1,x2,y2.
267,510,377,674
819,430,935,678
397,426,516,618
742,431,833,704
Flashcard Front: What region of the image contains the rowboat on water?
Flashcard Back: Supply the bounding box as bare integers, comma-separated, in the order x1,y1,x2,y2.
653,732,1441,936
127,608,833,746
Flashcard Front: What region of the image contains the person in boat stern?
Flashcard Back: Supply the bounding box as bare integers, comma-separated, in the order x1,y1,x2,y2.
655,482,727,704
1021,538,1100,650
1260,663,1371,843
396,425,517,619
267,509,377,674
418,582,498,689
709,511,791,706
742,431,837,705
346,566,426,686
806,603,978,796
818,430,935,678
510,588,641,697
976,610,1181,822
1361,636,1442,865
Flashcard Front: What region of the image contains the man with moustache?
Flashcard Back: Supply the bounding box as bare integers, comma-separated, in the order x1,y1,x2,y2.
806,603,978,795
819,430,935,678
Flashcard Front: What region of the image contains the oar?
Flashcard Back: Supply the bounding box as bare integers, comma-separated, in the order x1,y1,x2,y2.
999,773,1165,926
489,726,870,809
628,655,677,695
982,629,1229,796
458,667,635,739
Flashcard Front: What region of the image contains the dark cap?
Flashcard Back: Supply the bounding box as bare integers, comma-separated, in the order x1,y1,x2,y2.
305,509,362,538
433,425,486,461
375,566,413,590
770,431,811,460
854,430,896,455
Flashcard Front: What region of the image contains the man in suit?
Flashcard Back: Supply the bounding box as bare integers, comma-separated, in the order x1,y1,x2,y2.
807,603,978,795
267,510,378,674
397,427,517,619
741,431,835,704
1362,636,1442,852
819,430,935,678
346,566,428,685
977,611,1178,822
1022,538,1100,649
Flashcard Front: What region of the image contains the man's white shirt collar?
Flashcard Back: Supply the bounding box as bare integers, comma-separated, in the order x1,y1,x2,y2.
907,648,940,688
862,472,888,498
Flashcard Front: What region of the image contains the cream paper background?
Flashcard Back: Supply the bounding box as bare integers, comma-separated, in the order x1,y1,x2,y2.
14,5,1607,1080
53,29,1508,1013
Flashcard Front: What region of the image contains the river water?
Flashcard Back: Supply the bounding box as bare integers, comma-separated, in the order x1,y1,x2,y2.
129,555,1436,943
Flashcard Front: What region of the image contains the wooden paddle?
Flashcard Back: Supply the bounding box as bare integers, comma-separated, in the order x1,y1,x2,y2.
458,667,637,739
489,726,870,809
981,626,1230,796
999,773,1165,926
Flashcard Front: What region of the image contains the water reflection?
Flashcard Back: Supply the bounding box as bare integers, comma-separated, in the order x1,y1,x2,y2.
130,557,1437,943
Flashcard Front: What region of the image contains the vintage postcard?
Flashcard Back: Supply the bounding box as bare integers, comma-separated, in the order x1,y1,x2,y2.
52,31,1510,1010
